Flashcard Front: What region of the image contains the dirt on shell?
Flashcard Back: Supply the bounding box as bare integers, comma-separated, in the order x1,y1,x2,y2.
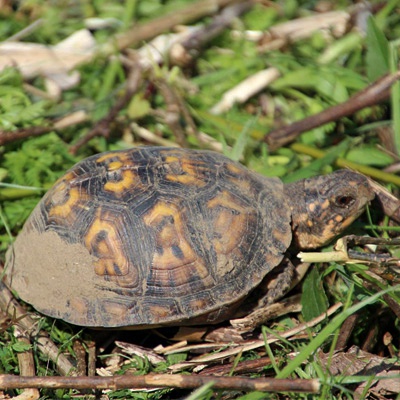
4,228,117,322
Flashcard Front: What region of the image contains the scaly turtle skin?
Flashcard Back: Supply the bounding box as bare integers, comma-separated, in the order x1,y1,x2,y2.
5,147,374,328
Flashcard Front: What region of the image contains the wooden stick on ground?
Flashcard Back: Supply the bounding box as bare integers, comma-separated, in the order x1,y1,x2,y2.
171,1,254,67
101,0,248,54
264,71,400,151
0,111,88,147
13,327,40,400
0,276,75,376
0,374,321,393
69,67,142,154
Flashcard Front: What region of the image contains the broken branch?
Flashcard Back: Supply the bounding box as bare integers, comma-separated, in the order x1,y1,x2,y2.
0,272,75,376
0,374,321,393
0,111,88,146
69,67,142,154
265,71,400,151
101,0,248,54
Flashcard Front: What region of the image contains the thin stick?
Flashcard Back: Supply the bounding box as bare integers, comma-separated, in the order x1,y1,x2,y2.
264,71,400,151
170,302,342,372
5,19,44,42
171,1,254,66
0,374,321,393
69,67,142,154
100,0,246,54
13,327,40,400
0,111,88,147
0,278,75,376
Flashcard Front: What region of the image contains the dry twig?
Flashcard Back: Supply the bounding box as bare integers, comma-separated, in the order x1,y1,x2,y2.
169,302,342,371
319,346,400,396
152,71,225,150
257,9,351,53
368,178,400,224
0,111,88,147
154,78,191,147
171,1,254,66
101,0,248,54
69,68,142,154
211,68,281,115
12,327,40,400
0,374,321,393
1,1,255,152
264,71,400,151
334,313,359,351
199,355,273,376
130,122,180,147
0,29,96,96
0,272,75,376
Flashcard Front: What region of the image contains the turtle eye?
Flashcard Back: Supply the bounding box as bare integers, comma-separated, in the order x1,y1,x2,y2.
335,195,356,208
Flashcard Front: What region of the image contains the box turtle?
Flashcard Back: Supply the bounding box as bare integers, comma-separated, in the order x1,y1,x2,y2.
5,147,374,328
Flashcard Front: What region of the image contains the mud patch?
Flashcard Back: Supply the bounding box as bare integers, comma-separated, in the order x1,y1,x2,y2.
4,229,121,326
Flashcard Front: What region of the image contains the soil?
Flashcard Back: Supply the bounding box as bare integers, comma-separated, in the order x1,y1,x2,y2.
4,228,115,322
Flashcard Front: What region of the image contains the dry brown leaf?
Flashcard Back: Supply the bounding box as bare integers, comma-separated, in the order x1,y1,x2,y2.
0,29,96,83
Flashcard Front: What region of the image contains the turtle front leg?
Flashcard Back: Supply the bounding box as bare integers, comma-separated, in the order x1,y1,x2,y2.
230,258,310,332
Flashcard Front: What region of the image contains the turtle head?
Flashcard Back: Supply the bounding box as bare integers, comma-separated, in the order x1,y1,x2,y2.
284,170,374,250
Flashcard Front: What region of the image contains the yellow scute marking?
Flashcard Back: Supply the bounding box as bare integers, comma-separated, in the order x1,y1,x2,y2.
104,169,138,193
165,159,207,187
96,151,135,167
53,171,75,186
170,266,208,286
84,210,138,287
96,152,121,163
48,187,81,219
226,162,242,175
166,172,202,185
98,240,109,255
143,202,211,290
85,214,127,275
208,191,248,254
165,156,180,163
143,202,200,270
107,161,123,171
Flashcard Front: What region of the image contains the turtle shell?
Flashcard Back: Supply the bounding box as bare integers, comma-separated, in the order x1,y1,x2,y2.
6,147,292,327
